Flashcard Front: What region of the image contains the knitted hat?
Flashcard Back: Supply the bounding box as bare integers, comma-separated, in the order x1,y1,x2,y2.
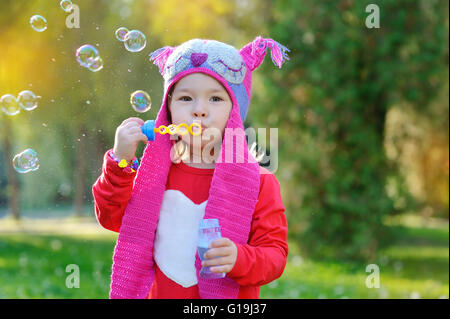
109,36,290,299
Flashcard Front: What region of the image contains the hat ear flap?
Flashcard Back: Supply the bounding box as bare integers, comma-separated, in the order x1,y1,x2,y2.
149,46,176,75
239,36,290,71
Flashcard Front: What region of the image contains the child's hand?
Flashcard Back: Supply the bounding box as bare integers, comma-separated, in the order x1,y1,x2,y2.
113,117,148,163
201,238,237,274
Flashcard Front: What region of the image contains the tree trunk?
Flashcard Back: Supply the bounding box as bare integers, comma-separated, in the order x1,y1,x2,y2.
1,120,20,220
73,125,86,218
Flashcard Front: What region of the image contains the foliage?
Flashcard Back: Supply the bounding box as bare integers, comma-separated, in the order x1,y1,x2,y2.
251,0,449,259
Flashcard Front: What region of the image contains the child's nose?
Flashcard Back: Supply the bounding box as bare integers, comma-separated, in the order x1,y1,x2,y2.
193,109,208,118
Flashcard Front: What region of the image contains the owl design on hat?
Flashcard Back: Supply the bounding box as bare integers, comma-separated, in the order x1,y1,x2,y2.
149,36,290,122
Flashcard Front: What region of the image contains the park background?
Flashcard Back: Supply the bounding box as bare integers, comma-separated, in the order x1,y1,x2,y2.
0,0,448,298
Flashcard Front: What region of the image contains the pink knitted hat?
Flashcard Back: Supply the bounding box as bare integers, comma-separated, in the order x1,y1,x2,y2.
109,36,290,299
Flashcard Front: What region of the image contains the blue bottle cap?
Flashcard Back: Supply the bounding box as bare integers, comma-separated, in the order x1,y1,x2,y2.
199,218,220,229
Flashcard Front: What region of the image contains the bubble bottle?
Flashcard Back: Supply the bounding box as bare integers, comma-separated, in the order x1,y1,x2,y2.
197,218,226,279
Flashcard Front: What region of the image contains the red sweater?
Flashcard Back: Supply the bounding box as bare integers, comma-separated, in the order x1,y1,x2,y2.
92,150,288,299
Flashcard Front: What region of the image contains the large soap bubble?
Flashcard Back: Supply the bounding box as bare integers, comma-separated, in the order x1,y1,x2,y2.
18,90,40,111
1,94,20,116
13,149,40,174
130,90,152,113
76,45,104,72
76,45,100,68
124,30,146,52
30,15,47,32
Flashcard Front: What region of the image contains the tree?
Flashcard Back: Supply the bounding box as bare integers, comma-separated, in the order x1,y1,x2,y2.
253,0,449,259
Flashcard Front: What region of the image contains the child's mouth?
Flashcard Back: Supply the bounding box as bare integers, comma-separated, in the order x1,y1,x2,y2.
192,120,207,135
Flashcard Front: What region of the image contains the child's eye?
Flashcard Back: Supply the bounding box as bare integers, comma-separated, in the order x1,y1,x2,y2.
210,96,223,102
178,96,223,102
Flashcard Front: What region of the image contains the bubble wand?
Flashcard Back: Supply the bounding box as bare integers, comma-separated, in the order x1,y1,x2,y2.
141,120,202,141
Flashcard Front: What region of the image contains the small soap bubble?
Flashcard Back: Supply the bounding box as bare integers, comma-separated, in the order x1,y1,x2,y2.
124,30,146,52
130,90,152,113
30,15,47,32
60,0,73,13
115,27,129,42
88,57,104,72
18,90,39,111
1,94,20,116
76,44,100,68
13,149,40,174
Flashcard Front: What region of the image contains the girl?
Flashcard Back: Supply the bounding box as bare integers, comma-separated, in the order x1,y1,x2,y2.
92,36,290,299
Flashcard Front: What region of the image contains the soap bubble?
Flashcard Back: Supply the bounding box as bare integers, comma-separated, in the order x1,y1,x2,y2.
124,30,146,52
13,149,40,174
130,90,152,113
115,27,129,42
88,57,104,72
30,15,47,32
76,45,104,72
60,0,73,12
1,94,20,116
76,45,100,68
18,90,39,111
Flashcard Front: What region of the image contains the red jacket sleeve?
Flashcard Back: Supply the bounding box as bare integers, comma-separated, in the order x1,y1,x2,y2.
227,169,289,286
92,149,136,232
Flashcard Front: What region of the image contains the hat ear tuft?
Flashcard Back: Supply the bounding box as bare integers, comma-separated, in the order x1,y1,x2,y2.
149,46,176,75
239,36,290,71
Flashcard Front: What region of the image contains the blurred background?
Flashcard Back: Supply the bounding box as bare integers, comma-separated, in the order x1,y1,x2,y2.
0,0,448,299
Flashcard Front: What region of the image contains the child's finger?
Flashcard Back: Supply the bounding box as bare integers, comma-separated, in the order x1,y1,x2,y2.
203,246,233,259
131,132,148,143
209,237,232,248
123,121,143,130
139,133,149,143
121,117,144,127
128,126,143,134
202,256,231,268
210,264,233,273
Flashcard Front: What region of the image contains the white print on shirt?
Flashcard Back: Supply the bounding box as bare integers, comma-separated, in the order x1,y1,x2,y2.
154,189,207,287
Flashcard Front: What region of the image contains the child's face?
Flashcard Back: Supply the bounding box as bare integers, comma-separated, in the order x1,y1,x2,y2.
168,73,233,150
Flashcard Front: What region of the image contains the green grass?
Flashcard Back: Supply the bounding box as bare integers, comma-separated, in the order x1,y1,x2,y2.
0,233,117,298
0,215,448,299
260,219,449,299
